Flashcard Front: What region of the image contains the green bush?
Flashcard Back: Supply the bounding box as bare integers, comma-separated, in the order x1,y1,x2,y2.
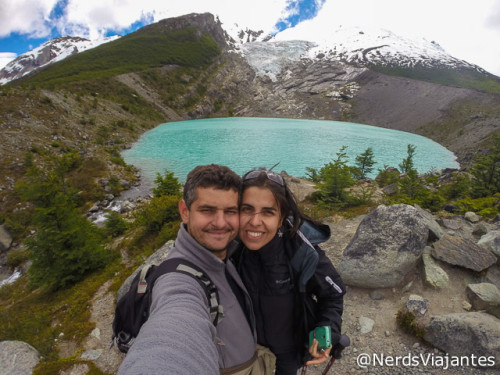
153,170,182,197
134,195,181,234
104,211,128,237
455,194,500,218
6,248,29,268
375,165,400,187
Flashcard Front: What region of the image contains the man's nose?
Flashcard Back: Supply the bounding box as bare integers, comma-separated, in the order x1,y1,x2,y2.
214,210,227,227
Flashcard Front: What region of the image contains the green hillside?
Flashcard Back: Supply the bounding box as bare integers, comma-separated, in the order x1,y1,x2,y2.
17,27,220,87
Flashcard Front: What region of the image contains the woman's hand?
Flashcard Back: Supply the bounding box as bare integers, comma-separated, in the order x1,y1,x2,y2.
305,338,332,366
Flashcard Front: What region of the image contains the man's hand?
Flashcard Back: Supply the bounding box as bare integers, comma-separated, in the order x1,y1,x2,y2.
305,338,332,366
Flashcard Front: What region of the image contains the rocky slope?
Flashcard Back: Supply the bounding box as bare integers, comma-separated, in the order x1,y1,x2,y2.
4,178,500,375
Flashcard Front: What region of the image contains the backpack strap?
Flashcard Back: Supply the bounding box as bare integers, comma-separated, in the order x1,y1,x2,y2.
154,258,224,326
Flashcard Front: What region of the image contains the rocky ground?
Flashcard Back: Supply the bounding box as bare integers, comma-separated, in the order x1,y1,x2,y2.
75,177,500,375
2,176,499,375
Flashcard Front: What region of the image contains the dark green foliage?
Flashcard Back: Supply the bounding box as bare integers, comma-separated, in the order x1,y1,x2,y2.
375,165,400,187
21,28,220,87
354,147,375,179
104,211,128,237
15,155,113,291
316,146,357,208
134,195,181,234
26,192,111,290
399,144,416,174
305,166,322,182
396,309,425,338
152,170,182,198
468,135,500,198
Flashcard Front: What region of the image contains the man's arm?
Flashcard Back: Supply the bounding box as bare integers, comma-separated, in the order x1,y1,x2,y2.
118,273,219,375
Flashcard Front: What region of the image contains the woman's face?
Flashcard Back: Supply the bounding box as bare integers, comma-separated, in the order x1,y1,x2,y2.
239,186,282,250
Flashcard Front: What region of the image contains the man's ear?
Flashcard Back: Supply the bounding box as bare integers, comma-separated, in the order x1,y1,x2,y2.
178,200,189,224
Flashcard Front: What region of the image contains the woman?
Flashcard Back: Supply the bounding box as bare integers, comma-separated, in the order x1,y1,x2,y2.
233,168,346,375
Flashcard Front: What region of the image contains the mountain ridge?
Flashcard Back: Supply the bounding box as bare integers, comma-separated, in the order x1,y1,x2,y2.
0,12,498,213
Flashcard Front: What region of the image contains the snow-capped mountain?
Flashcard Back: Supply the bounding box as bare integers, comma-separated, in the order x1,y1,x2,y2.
232,24,488,82
0,35,120,85
0,13,493,86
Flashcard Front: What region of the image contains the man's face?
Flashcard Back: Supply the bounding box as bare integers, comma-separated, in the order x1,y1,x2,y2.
179,187,239,259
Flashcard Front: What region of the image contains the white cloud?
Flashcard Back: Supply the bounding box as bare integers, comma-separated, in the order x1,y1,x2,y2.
56,0,290,39
0,52,17,69
0,0,499,75
0,0,58,38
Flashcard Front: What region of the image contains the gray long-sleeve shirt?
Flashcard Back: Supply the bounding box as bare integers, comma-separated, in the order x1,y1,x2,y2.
118,225,256,375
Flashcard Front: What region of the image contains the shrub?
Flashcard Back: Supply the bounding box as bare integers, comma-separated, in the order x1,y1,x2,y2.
104,211,128,237
134,195,181,234
153,170,182,197
455,194,500,218
6,248,29,268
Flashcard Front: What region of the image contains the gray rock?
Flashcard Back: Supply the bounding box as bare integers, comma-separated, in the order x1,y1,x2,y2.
431,234,497,272
0,340,40,375
485,265,500,288
423,312,500,368
478,230,500,261
438,217,463,231
0,224,13,252
414,204,443,240
406,294,429,316
422,253,449,289
337,204,428,288
117,240,174,301
369,291,386,300
359,317,375,334
466,283,500,318
465,211,481,223
472,223,488,237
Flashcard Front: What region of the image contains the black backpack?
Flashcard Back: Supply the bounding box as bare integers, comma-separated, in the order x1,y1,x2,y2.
112,257,223,353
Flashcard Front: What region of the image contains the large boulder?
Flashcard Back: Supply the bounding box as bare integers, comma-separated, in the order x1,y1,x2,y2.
431,234,497,272
337,204,428,288
117,240,174,301
478,230,500,261
423,312,500,368
466,283,500,319
0,341,40,375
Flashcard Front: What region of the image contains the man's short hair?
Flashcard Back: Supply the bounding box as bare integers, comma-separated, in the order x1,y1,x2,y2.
183,164,241,209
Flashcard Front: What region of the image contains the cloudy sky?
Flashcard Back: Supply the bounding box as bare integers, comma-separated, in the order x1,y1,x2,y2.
1,0,500,76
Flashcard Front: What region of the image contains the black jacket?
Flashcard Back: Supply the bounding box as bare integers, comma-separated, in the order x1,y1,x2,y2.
233,219,345,361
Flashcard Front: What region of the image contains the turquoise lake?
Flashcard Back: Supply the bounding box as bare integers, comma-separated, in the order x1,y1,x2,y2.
121,117,459,183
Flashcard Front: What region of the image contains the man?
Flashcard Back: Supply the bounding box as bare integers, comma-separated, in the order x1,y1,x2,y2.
118,164,258,375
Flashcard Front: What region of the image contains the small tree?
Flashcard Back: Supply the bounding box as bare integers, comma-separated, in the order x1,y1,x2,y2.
16,155,112,290
317,146,356,207
153,170,182,197
399,144,416,174
354,147,375,179
468,135,500,198
134,195,181,234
